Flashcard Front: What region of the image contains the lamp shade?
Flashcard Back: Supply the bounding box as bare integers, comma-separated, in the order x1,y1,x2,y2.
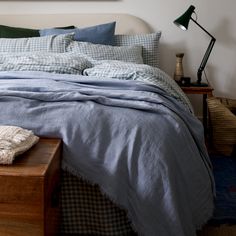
174,5,195,30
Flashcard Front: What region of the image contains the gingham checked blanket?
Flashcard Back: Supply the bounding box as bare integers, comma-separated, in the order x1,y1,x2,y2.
0,70,214,236
60,170,135,235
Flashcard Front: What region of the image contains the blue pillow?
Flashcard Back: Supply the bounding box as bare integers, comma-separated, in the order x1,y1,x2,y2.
39,22,116,45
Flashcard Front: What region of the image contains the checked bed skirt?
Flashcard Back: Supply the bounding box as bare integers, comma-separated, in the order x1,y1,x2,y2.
60,170,136,236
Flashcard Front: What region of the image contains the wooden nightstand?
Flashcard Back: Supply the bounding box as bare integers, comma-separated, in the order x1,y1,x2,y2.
180,85,214,136
0,138,61,236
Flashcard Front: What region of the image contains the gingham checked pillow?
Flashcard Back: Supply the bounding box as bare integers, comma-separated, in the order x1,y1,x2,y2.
114,32,161,68
0,33,74,53
68,41,143,64
83,60,193,112
0,52,92,74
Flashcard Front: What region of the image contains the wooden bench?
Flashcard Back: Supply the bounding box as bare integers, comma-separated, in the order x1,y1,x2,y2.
0,138,61,236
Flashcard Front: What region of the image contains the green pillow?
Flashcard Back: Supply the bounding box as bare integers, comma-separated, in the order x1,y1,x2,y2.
0,25,75,38
0,25,39,38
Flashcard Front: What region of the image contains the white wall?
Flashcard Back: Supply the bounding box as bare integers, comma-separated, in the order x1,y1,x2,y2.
0,0,235,115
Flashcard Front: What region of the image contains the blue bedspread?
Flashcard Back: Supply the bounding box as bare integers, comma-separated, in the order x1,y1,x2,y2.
0,71,214,236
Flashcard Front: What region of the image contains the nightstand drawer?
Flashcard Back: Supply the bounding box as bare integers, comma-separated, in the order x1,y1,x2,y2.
0,138,61,236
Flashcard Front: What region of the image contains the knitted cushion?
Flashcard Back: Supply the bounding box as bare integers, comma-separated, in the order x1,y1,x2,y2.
0,126,39,164
207,97,236,156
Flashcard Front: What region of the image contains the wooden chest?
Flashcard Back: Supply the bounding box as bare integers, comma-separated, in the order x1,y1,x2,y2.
0,138,61,236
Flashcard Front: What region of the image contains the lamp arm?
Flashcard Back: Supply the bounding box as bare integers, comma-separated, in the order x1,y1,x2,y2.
191,17,216,84
191,17,215,38
197,38,216,83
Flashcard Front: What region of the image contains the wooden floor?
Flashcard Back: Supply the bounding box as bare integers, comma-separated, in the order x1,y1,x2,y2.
197,225,236,236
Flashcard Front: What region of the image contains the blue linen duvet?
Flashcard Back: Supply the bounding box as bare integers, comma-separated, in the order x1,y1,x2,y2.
0,70,214,236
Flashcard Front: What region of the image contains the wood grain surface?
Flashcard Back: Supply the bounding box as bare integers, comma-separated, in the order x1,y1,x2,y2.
0,138,61,236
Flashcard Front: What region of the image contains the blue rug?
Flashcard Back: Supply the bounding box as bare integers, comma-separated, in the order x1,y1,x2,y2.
210,155,236,225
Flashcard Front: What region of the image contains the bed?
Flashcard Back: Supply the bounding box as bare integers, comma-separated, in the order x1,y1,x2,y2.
0,13,214,236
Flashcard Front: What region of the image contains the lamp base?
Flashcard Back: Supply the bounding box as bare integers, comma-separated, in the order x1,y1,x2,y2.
190,81,208,87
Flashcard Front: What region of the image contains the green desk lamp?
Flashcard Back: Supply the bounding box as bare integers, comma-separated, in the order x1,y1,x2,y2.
174,5,216,87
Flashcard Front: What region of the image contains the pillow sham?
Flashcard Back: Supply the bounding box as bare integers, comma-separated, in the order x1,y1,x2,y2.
0,33,74,53
0,52,92,74
68,41,143,64
40,22,116,45
0,25,75,38
114,32,161,68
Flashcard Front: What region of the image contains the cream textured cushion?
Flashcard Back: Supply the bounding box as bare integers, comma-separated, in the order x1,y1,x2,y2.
0,126,39,164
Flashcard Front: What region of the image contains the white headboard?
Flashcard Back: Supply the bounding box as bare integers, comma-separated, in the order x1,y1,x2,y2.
0,13,152,35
